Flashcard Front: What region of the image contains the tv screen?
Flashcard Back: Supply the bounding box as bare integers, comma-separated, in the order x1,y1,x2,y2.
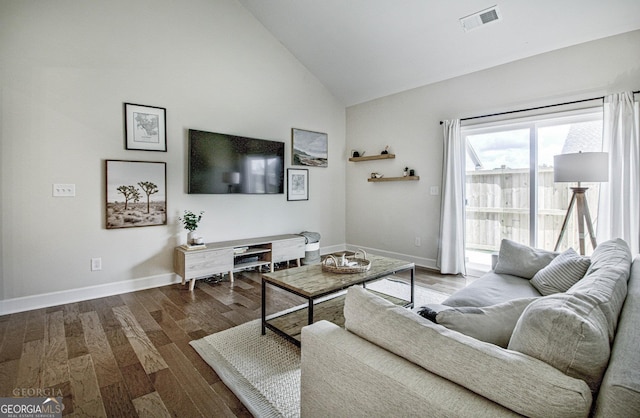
188,129,285,194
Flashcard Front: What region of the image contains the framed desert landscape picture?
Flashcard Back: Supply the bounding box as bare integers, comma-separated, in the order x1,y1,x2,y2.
106,160,167,229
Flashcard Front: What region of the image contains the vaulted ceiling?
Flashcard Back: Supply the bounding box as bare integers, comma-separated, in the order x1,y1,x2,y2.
239,0,640,106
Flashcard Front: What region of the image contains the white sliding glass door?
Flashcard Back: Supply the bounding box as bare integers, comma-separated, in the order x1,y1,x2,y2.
463,110,603,270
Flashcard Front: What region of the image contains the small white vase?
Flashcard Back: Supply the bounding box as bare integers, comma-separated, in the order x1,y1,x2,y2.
187,230,198,245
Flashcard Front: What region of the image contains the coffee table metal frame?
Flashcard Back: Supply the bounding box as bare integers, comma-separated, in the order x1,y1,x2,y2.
261,254,415,346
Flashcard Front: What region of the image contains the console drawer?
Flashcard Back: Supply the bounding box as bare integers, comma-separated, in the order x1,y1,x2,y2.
272,237,305,263
183,248,234,279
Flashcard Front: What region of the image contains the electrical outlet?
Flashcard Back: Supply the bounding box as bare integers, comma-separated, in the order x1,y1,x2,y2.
91,258,102,271
53,183,76,197
415,237,421,247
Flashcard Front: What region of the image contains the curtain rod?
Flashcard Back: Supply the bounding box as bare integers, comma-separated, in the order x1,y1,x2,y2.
439,90,640,125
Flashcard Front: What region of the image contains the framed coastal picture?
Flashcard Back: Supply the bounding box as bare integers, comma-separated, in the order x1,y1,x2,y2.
124,103,167,151
287,168,309,201
292,128,327,167
106,160,167,229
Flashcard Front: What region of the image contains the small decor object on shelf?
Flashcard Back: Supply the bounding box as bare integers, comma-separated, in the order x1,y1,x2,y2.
381,145,390,155
322,249,371,273
370,172,384,179
351,150,364,158
403,167,409,177
179,210,204,245
409,169,415,176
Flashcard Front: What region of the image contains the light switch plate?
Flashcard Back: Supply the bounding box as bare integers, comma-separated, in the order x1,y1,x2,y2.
53,184,75,197
430,186,440,196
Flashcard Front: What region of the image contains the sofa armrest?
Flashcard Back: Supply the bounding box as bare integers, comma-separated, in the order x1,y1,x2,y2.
491,251,499,270
301,320,518,418
594,255,640,416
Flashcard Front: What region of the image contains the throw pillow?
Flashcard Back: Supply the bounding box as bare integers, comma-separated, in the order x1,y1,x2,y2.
508,293,611,394
530,248,590,296
493,239,558,279
434,298,537,348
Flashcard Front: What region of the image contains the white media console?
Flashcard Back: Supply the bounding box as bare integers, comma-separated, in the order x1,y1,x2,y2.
174,234,306,290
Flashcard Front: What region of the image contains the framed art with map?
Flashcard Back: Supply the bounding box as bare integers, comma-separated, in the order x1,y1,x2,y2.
287,168,309,201
124,103,167,151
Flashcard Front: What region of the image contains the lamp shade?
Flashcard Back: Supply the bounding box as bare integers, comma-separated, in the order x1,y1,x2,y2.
222,172,241,184
553,152,609,183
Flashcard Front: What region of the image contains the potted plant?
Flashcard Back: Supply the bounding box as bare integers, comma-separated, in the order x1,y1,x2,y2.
179,210,204,245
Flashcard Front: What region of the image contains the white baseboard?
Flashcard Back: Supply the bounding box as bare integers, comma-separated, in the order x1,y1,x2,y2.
319,243,347,256
345,244,438,270
0,273,182,315
0,244,440,315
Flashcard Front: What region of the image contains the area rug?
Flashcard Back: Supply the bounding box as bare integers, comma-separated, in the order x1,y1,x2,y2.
190,279,449,418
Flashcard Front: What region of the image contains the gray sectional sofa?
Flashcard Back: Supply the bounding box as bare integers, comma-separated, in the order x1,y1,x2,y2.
300,238,640,417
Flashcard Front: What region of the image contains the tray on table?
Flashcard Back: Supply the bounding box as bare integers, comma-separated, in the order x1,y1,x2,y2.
321,249,371,274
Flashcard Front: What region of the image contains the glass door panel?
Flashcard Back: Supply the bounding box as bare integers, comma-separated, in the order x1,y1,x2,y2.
465,129,531,268
537,120,603,254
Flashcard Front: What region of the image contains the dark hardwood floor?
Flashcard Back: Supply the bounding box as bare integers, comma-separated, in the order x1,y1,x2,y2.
0,265,472,417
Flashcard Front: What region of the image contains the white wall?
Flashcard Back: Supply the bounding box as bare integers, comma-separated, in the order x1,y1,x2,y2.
0,0,346,312
346,30,640,269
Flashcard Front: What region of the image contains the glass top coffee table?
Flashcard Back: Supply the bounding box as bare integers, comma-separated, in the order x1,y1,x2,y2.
261,254,415,346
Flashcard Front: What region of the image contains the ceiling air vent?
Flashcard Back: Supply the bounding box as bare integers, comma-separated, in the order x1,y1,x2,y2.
460,5,502,32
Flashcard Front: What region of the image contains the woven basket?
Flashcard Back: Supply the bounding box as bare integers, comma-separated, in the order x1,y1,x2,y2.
322,249,371,274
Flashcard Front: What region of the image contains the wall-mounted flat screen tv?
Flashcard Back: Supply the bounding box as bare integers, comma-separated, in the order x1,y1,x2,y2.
188,129,285,194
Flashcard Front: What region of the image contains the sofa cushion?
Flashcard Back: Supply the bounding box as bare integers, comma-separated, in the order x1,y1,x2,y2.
569,238,632,338
344,286,592,418
442,271,541,307
434,298,537,348
508,293,611,393
494,239,558,279
530,248,590,295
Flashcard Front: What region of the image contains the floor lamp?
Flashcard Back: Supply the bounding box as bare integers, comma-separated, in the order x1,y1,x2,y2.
553,152,609,255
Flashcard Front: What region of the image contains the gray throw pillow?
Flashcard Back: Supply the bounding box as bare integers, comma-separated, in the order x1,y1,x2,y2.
508,293,611,394
435,298,537,348
530,248,590,296
493,239,558,279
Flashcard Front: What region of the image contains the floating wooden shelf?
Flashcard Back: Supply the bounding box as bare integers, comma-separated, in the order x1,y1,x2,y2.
349,153,395,162
368,176,420,182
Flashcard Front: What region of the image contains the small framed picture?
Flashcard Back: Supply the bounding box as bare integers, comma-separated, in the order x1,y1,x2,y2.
106,160,167,229
287,168,309,201
124,103,167,151
292,128,327,167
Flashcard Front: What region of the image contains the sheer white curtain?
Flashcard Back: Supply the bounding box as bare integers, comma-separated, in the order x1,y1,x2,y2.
597,92,640,254
438,119,466,274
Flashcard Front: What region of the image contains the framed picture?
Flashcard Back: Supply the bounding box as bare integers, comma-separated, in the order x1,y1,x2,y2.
106,160,167,229
124,103,167,151
292,128,327,167
287,168,309,201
